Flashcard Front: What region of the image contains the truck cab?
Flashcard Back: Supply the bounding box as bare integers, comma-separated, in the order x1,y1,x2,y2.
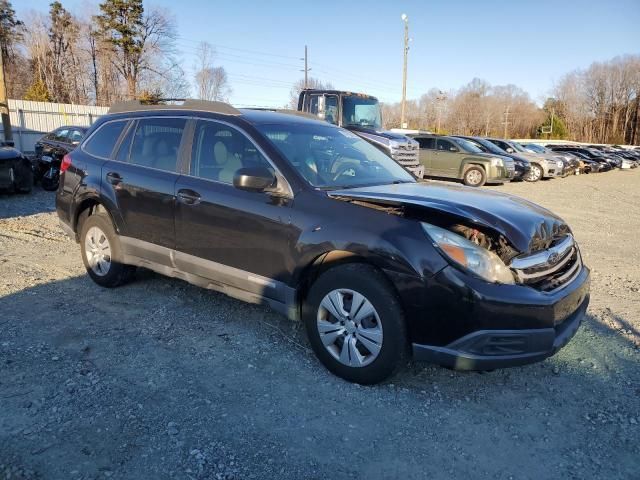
298,89,424,178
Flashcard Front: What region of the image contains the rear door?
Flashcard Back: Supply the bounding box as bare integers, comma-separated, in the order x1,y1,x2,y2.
434,138,460,177
174,118,294,302
101,116,188,263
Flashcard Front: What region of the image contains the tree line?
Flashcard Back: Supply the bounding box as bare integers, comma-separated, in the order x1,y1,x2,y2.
0,0,229,106
1,0,638,144
382,54,640,144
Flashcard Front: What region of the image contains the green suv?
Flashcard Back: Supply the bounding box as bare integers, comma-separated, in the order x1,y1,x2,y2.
410,134,515,187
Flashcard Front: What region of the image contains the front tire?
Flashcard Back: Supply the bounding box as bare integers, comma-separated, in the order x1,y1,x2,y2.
463,166,486,187
80,213,136,288
525,163,543,182
303,264,408,384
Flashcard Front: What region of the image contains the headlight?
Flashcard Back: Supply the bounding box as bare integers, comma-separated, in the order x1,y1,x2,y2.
422,223,515,284
490,157,504,167
557,161,563,168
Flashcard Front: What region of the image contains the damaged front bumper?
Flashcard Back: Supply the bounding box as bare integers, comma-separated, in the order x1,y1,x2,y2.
411,264,590,370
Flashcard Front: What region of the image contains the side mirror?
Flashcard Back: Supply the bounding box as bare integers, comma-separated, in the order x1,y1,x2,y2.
506,148,514,153
449,146,458,152
233,166,275,192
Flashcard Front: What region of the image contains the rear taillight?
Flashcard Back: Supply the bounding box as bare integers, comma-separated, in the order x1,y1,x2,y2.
60,154,72,173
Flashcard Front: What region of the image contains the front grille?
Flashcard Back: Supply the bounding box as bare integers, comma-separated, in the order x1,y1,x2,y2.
510,235,582,292
390,143,420,167
504,158,515,171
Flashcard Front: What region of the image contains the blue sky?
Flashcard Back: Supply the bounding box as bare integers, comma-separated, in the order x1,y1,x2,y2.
17,0,640,107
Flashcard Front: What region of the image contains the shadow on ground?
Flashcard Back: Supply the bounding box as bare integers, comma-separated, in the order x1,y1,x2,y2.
1,271,638,480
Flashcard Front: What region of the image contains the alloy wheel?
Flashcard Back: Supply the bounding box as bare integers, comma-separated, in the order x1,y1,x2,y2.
527,165,542,181
84,226,112,276
465,169,483,186
316,289,383,368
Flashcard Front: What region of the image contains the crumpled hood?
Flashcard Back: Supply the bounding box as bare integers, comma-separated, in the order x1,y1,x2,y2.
329,182,570,253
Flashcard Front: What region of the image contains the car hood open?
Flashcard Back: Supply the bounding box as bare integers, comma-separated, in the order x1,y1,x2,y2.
328,182,570,254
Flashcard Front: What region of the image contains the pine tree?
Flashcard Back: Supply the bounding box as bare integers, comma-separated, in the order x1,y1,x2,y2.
95,0,144,99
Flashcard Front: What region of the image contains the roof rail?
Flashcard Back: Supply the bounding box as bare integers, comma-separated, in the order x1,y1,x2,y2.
247,107,320,121
108,99,241,116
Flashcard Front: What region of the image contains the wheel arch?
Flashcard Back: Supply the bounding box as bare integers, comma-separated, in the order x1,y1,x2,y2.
292,250,403,321
459,160,487,177
73,196,119,241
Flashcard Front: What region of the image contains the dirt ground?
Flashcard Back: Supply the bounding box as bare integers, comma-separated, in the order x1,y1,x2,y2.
1,170,639,480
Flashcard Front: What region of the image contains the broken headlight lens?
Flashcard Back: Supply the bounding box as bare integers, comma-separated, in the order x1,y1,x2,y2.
422,223,515,284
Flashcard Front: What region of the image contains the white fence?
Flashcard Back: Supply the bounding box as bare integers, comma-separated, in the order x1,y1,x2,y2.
1,99,109,154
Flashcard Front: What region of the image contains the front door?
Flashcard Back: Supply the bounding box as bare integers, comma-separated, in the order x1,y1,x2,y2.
101,116,188,263
174,119,294,303
415,136,435,173
434,138,460,177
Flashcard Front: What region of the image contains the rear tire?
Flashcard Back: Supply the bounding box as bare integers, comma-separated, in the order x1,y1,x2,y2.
79,213,136,288
303,263,408,384
463,166,486,187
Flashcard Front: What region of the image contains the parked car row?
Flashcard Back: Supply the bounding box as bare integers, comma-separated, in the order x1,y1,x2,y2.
403,133,638,187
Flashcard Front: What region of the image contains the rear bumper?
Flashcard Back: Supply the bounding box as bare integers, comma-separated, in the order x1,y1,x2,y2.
412,295,588,370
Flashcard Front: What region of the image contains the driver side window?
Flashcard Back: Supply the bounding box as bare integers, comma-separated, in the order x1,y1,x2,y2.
437,139,454,151
190,121,271,184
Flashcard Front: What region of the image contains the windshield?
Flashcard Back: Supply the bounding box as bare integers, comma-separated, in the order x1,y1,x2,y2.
523,143,547,153
452,138,483,154
341,96,382,129
255,123,414,190
468,138,506,155
508,142,527,153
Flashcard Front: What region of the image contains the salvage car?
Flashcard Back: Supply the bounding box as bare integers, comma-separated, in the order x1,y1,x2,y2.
34,126,87,190
409,134,515,186
486,138,564,182
56,99,591,384
452,135,531,181
520,143,580,176
0,143,33,193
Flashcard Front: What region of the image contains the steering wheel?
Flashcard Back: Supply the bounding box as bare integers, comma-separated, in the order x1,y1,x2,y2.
332,164,358,182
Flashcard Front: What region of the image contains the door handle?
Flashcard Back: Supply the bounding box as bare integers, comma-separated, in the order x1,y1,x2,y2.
177,189,201,205
106,172,122,185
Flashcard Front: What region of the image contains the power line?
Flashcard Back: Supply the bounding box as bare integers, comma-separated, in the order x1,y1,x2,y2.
174,36,300,60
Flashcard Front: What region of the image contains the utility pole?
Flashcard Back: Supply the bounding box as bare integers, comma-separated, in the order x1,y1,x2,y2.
400,14,409,129
502,106,511,139
0,50,12,144
436,90,446,133
301,45,311,89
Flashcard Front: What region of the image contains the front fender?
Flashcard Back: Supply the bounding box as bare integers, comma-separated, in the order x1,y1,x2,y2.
290,213,448,288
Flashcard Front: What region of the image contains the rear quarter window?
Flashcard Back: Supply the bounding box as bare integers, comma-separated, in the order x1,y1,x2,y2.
83,121,127,158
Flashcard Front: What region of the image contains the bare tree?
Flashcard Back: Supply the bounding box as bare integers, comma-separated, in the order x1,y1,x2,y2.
288,77,334,109
194,41,231,101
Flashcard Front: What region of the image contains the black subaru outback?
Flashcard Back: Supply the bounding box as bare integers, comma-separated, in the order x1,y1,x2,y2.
56,100,590,384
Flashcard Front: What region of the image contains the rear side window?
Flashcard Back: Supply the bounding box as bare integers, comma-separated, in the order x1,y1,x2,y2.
69,129,84,144
129,117,186,172
83,121,127,158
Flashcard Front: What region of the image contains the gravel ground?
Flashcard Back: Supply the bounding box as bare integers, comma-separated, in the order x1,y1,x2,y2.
1,171,639,480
